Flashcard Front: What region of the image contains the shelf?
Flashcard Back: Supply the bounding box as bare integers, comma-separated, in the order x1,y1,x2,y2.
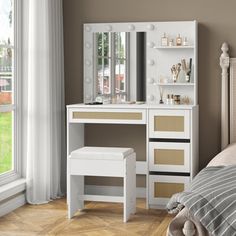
154,46,194,49
154,83,195,86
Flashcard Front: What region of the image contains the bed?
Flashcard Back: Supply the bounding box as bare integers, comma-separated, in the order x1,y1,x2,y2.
167,43,236,236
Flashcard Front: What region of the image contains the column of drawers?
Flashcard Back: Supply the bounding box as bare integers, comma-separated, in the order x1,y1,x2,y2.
148,109,192,208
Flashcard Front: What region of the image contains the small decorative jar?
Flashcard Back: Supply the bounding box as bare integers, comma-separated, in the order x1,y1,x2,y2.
174,95,181,105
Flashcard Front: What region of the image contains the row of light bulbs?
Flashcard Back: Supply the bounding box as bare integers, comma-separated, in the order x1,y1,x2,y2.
84,24,156,33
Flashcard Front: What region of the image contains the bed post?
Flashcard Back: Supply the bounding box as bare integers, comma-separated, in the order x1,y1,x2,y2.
220,43,230,150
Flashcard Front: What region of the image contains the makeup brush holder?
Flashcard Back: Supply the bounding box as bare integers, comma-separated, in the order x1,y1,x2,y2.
173,75,178,83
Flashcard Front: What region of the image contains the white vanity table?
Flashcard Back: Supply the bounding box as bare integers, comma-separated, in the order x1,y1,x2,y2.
67,20,199,209
67,103,198,208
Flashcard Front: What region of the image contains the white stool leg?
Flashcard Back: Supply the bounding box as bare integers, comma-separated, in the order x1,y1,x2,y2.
130,153,136,214
67,175,84,219
124,153,136,222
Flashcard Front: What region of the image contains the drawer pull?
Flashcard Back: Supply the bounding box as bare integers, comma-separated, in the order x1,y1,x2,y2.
154,116,184,132
154,149,184,165
154,182,184,198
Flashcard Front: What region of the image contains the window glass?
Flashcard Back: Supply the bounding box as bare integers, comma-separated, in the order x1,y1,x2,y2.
0,111,13,174
0,0,15,178
0,0,13,45
0,47,13,104
115,59,126,93
95,32,128,99
97,32,109,57
115,32,126,59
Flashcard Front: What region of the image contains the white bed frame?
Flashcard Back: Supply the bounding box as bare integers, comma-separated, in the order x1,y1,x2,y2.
220,42,236,148
181,43,235,236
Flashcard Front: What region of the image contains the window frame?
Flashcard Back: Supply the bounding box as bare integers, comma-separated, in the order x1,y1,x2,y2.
94,32,130,100
0,0,22,186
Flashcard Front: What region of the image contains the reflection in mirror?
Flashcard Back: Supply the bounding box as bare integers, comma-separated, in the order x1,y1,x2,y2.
94,32,146,102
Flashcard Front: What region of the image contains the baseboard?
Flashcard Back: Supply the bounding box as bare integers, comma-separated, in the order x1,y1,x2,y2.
85,185,146,198
0,179,26,202
0,193,26,217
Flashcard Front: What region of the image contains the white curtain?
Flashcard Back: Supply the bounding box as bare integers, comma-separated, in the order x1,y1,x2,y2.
24,0,65,204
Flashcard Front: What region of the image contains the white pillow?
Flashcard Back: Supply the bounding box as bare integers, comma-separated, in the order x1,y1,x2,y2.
207,143,236,167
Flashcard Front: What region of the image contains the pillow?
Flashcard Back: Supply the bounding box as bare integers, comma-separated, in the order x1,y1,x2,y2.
207,143,236,167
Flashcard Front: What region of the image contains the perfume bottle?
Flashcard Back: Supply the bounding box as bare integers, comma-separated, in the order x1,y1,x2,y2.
176,34,182,46
170,94,174,105
183,37,188,46
161,33,168,46
169,39,174,46
166,94,171,105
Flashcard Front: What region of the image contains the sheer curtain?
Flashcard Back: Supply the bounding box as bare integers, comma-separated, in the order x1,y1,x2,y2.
23,0,65,204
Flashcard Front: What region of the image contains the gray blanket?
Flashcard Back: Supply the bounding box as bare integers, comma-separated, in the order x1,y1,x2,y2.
167,165,236,236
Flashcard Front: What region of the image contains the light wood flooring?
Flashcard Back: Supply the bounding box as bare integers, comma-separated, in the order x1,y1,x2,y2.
0,198,173,236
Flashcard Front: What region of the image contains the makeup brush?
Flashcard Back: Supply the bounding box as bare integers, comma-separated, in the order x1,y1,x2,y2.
181,58,192,82
171,63,181,82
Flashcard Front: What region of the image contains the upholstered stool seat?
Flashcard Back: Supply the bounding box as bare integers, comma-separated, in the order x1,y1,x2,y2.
67,146,136,222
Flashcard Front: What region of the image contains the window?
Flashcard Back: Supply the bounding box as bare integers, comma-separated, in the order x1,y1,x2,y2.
95,32,129,101
0,0,21,185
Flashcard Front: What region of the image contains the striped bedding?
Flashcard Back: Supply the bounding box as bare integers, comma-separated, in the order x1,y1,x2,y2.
167,165,236,236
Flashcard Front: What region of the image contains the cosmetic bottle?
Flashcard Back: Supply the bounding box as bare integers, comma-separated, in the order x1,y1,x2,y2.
183,37,188,46
176,34,182,46
161,33,168,46
170,94,174,105
169,39,174,46
166,94,170,105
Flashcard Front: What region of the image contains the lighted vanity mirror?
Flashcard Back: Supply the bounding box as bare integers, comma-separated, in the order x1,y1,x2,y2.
84,23,148,103
94,31,146,102
84,21,198,105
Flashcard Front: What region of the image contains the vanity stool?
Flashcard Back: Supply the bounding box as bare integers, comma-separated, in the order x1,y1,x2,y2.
67,146,136,222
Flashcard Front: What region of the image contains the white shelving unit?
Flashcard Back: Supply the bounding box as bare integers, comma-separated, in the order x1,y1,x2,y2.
146,21,198,106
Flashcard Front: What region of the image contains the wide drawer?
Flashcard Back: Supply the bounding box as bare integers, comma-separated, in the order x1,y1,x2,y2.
149,142,190,172
149,109,190,139
68,157,124,177
149,175,190,207
68,108,146,124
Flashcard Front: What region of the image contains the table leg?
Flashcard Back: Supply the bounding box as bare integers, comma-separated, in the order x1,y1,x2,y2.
67,175,84,219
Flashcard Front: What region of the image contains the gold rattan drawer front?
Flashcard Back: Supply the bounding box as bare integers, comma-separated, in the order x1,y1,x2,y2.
154,116,184,132
73,111,143,120
154,182,184,198
154,149,184,165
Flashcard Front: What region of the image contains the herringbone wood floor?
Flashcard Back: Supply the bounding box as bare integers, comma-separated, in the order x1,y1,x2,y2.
0,198,173,236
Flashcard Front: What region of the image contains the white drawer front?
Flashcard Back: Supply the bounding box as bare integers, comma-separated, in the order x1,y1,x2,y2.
69,108,146,124
149,175,190,206
69,158,124,177
149,109,190,139
149,142,190,172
